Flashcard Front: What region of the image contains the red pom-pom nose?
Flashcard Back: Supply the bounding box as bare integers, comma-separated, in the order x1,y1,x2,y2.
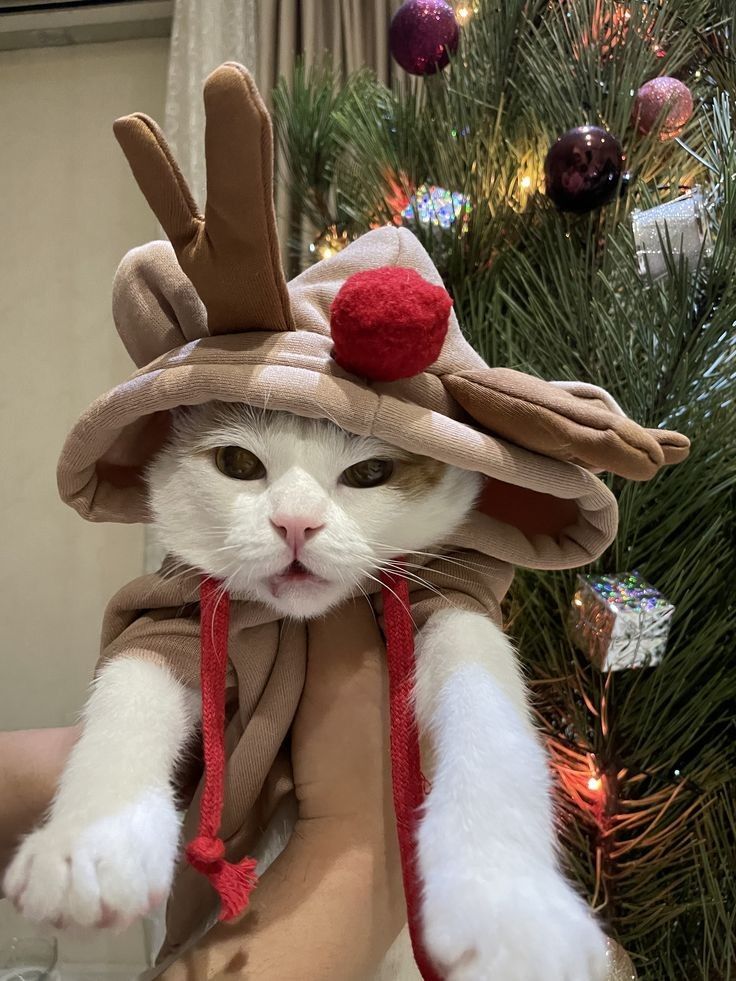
330,267,452,382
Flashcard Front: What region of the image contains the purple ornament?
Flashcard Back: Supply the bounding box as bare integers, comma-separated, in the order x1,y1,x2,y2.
544,126,626,214
390,0,460,76
634,77,693,141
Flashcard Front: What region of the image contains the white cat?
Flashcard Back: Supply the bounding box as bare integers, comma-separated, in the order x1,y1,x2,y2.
5,405,607,981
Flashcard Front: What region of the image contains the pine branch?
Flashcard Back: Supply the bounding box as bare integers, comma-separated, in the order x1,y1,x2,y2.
273,2,736,974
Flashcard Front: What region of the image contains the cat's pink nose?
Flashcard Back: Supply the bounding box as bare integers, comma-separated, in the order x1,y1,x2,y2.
270,515,325,553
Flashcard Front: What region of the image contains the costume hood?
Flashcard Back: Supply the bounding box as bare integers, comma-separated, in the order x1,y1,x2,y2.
57,62,688,572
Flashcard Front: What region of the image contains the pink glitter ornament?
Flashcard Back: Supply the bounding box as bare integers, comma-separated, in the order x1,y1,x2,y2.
634,77,693,141
390,0,460,76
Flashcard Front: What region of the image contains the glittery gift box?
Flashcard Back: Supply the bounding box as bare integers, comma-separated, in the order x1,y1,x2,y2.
570,572,675,671
631,188,713,283
402,184,471,230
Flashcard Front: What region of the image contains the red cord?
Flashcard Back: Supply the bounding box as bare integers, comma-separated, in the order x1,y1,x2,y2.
187,577,258,921
381,572,442,981
191,572,437,974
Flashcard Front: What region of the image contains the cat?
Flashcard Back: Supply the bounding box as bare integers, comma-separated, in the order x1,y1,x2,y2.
5,404,607,981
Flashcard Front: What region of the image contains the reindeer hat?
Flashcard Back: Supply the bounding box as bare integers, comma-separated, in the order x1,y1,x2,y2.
56,64,688,975
57,63,687,566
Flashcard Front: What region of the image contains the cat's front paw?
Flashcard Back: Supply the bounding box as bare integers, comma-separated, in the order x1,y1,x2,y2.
4,787,180,930
421,864,607,981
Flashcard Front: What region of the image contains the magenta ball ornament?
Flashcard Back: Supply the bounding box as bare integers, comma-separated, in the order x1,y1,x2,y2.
544,125,626,214
634,77,693,141
389,0,460,76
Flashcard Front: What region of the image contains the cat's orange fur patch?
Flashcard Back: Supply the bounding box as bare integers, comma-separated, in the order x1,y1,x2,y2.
393,453,448,496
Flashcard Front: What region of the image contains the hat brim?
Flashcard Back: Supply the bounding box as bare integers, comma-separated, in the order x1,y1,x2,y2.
57,334,617,572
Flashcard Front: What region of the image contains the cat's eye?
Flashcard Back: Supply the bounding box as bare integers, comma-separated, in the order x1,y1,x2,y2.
340,458,394,488
215,446,266,481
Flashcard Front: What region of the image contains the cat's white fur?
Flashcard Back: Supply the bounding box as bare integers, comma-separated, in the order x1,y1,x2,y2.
5,406,606,980
148,404,480,619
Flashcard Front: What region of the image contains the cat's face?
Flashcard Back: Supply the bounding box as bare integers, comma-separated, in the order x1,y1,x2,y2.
148,404,481,618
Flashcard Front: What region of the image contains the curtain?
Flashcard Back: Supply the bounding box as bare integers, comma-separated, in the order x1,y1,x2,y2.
256,0,399,94
143,0,257,575
163,0,399,199
256,1,401,273
163,0,257,203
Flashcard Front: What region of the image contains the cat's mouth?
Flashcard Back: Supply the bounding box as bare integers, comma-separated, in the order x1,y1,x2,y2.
267,560,328,596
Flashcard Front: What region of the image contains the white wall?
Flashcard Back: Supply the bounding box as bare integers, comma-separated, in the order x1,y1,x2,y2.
0,38,170,974
0,38,168,732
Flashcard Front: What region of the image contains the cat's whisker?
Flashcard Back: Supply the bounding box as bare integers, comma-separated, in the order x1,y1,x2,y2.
368,548,487,574
347,549,463,596
357,568,418,631
373,563,454,607
158,562,202,587
352,580,381,626
377,558,475,588
261,384,274,417
349,550,454,597
310,396,343,431
365,541,491,574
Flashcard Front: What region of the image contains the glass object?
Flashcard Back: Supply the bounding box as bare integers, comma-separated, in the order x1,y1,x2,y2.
0,937,58,981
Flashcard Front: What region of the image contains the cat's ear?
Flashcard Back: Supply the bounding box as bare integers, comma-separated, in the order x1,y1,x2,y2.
113,242,208,368
443,368,689,480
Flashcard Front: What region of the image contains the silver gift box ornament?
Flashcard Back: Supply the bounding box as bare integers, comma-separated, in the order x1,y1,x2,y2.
570,572,675,671
631,189,713,282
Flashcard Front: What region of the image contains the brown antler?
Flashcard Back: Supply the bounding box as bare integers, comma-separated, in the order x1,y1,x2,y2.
113,62,293,334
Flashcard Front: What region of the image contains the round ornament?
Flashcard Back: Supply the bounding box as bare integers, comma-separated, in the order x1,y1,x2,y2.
605,937,638,980
389,0,460,76
634,76,693,141
544,126,626,214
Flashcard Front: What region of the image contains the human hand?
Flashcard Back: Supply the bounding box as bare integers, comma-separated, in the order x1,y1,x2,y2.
0,726,80,886
159,597,405,981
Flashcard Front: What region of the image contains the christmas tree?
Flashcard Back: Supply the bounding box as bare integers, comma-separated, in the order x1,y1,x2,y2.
272,2,735,977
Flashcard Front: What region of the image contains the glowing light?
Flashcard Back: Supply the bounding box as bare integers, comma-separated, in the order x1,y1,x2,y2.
309,225,351,262
456,4,472,23
520,175,533,189
587,776,603,791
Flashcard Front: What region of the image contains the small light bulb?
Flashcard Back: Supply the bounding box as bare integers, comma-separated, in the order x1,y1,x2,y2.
520,175,532,189
587,776,602,791
456,4,472,23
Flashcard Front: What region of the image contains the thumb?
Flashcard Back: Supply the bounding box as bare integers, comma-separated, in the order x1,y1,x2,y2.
293,597,390,819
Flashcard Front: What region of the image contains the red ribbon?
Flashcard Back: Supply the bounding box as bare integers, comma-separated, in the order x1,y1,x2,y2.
187,578,258,921
192,572,439,974
381,571,442,981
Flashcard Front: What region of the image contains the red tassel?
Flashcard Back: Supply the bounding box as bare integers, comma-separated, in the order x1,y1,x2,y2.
381,571,442,981
186,835,259,921
190,578,258,921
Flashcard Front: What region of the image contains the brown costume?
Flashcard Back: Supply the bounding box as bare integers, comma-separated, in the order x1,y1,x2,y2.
56,64,688,973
